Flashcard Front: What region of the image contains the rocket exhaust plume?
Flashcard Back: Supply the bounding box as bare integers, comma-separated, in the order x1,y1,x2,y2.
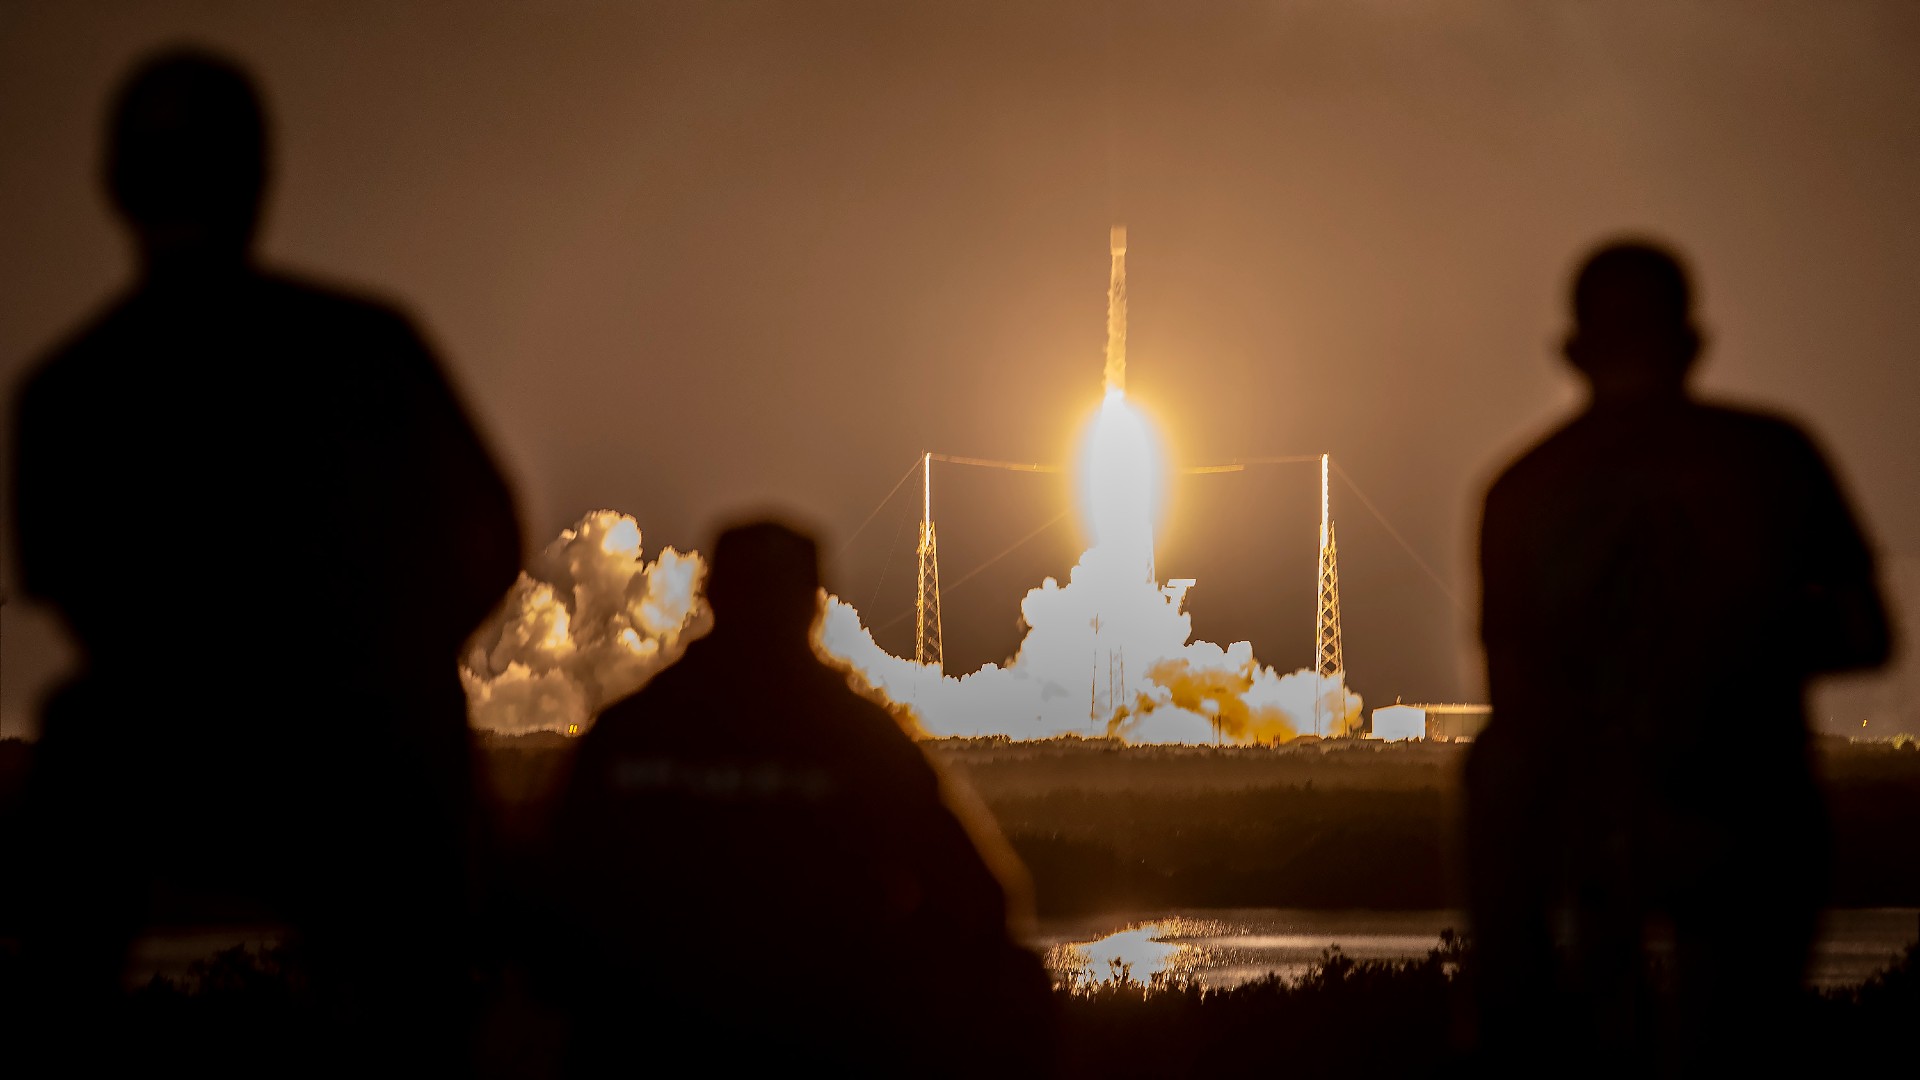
1087,224,1154,587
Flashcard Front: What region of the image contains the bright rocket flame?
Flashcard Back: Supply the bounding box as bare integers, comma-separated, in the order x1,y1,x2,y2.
1074,387,1174,721
1082,388,1158,585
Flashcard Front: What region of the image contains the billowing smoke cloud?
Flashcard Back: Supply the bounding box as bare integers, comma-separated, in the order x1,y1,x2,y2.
814,554,1362,744
463,510,709,734
462,507,1361,744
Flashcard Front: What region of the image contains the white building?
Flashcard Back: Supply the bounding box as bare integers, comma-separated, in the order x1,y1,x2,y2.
1369,703,1427,741
1366,701,1492,742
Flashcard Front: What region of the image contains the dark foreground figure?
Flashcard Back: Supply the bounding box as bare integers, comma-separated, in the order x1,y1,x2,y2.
1467,240,1890,1074
545,521,1053,1076
4,49,521,1071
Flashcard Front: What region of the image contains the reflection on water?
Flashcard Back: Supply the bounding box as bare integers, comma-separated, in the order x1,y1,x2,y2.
1040,908,1920,991
121,907,1917,994
1049,924,1195,987
1044,911,1448,990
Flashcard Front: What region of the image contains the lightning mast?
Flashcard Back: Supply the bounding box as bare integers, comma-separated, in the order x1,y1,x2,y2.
1313,453,1346,736
915,451,944,672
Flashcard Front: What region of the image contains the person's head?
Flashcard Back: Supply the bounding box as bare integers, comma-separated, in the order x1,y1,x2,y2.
1563,239,1702,403
105,48,268,271
705,519,824,648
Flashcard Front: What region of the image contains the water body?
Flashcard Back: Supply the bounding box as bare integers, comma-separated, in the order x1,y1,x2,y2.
1039,908,1920,991
123,907,1918,992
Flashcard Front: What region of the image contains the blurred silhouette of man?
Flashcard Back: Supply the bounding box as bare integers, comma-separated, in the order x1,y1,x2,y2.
546,519,1051,1077
5,48,521,1070
1466,239,1890,1074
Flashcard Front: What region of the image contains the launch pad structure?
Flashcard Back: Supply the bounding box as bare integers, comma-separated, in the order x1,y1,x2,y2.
882,226,1352,737
904,443,1348,735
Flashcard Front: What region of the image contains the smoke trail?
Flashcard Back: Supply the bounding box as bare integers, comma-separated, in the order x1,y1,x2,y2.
1103,225,1127,393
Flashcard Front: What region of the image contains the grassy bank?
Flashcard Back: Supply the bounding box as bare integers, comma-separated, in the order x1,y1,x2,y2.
479,732,1920,915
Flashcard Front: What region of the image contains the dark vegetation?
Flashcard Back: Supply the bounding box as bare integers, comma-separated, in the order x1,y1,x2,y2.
1056,931,1920,1077
482,731,1920,916
56,927,1919,1078
4,732,1918,1074
1052,933,1472,1077
9,731,1920,919
993,784,1453,912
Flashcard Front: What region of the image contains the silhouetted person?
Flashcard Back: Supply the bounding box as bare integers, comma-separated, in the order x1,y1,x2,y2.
5,48,521,1071
1466,240,1890,1075
544,519,1051,1077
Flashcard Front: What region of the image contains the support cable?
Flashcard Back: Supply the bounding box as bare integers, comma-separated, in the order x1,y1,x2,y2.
865,504,914,614
942,508,1072,595
837,455,925,556
1328,458,1467,615
1183,454,1464,615
850,450,1463,642
928,454,1061,473
875,508,1071,633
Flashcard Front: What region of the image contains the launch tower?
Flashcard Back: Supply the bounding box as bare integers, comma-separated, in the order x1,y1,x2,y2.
1313,452,1346,735
915,452,944,671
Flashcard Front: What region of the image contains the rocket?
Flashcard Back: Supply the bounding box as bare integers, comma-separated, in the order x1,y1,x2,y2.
1104,224,1127,394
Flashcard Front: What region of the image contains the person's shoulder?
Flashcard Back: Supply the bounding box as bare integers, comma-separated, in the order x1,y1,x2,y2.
810,663,942,781
252,269,421,338
812,661,914,730
581,647,719,748
11,290,143,414
1688,399,1812,439
587,666,685,742
1483,415,1584,508
1686,399,1830,467
253,271,458,399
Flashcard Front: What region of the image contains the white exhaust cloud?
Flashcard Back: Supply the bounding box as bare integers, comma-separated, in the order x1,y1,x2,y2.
463,510,708,734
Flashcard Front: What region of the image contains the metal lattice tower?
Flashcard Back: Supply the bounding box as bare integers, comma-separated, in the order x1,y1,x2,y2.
1317,521,1344,678
915,452,944,672
1314,453,1345,735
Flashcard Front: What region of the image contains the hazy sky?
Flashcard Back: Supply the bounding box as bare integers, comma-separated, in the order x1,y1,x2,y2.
4,2,1917,737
